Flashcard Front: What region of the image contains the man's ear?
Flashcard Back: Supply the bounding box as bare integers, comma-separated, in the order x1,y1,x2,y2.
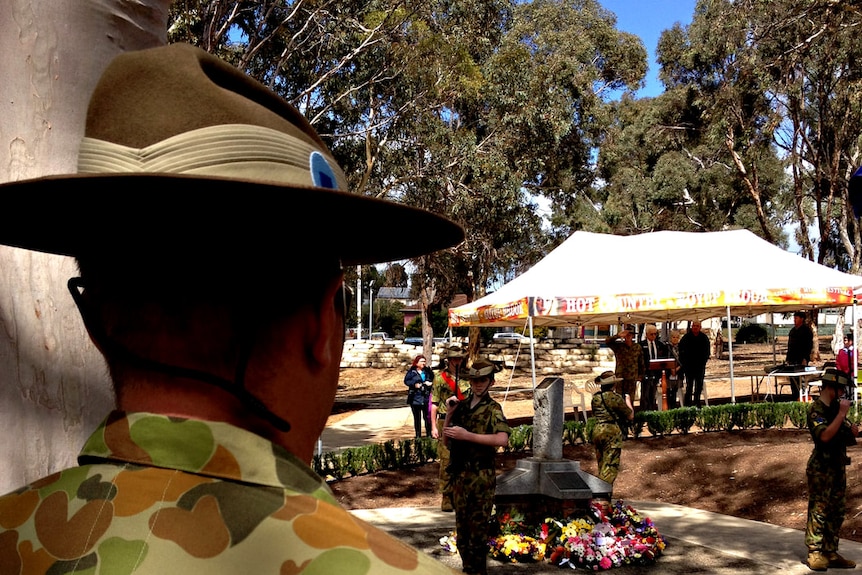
307,272,345,371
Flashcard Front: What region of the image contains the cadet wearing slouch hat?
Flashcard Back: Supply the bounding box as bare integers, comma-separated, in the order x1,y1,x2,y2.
804,368,859,571
444,359,511,575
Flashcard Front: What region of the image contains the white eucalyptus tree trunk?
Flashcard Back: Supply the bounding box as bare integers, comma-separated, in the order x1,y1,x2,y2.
0,0,170,493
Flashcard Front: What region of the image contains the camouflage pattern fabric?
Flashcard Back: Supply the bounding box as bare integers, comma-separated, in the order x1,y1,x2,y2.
431,371,469,502
0,411,456,574
450,468,495,575
805,399,855,553
591,391,632,485
605,336,644,398
447,393,511,575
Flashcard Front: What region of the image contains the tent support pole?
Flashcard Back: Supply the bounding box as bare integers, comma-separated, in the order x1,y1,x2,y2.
528,315,537,390
854,300,858,415
726,306,735,403
771,313,777,365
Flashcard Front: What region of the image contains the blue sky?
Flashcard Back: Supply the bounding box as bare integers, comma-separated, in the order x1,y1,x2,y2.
599,0,698,97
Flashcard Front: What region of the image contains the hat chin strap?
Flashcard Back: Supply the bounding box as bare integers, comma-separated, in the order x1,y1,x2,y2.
67,278,291,433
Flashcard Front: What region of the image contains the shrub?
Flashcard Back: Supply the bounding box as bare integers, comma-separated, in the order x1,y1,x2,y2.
729,403,756,430
696,405,727,432
786,402,809,429
631,413,646,438
644,410,675,437
416,437,437,462
754,403,784,429
382,440,398,468
324,451,348,480
584,417,597,443
507,425,531,452
674,407,699,434
397,439,414,466
563,420,587,445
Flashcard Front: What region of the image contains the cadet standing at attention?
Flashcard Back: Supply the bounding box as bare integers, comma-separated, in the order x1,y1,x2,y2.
444,359,511,575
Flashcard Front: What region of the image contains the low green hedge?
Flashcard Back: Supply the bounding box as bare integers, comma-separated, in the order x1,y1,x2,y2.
316,402,861,479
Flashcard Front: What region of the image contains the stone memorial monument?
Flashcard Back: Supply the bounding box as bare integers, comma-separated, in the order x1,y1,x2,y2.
495,377,609,523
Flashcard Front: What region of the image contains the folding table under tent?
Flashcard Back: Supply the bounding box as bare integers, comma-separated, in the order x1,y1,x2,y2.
449,230,862,400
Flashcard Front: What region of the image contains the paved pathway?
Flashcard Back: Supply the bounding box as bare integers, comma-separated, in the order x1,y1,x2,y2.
353,501,862,574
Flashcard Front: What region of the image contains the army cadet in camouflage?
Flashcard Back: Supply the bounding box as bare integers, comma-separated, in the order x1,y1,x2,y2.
804,368,859,571
605,326,645,402
443,359,511,575
430,346,468,512
0,44,463,574
590,371,634,486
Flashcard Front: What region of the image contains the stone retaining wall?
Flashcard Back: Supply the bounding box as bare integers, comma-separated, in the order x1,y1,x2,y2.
341,339,615,378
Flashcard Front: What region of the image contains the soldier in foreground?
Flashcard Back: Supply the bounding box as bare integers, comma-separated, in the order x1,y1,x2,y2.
804,368,859,571
0,43,463,573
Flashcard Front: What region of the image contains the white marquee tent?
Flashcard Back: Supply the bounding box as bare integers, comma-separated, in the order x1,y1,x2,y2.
449,230,862,397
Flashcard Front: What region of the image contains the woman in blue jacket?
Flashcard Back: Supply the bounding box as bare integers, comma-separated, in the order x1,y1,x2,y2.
405,354,434,437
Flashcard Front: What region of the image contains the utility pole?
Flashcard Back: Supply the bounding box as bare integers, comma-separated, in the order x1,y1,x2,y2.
368,279,375,336
356,265,362,339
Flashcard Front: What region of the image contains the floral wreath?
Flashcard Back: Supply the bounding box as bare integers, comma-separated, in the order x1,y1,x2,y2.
439,500,666,570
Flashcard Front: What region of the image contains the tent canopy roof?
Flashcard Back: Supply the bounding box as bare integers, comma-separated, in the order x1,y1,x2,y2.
450,230,862,328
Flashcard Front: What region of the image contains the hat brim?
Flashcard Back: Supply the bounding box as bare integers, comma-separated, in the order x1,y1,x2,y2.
599,377,623,386
0,173,464,265
822,374,851,389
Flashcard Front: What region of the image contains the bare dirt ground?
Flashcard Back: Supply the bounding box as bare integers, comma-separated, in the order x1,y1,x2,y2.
328,339,862,543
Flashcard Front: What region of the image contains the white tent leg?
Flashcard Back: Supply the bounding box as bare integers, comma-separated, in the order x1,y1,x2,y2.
771,312,777,366
528,315,537,390
726,306,735,403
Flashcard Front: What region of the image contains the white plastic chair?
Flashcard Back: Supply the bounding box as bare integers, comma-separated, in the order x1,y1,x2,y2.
572,380,603,423
572,382,589,423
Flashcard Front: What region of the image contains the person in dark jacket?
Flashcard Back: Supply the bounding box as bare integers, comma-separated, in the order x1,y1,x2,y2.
640,325,668,411
679,320,711,407
786,310,815,399
404,354,434,437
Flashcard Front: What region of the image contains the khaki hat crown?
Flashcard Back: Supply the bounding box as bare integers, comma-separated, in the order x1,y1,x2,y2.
0,43,464,265
595,370,622,388
822,368,851,389
467,359,500,379
442,345,466,359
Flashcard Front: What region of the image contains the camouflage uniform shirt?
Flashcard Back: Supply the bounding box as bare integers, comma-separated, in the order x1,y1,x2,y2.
447,393,511,473
0,411,455,574
430,370,469,418
604,336,645,384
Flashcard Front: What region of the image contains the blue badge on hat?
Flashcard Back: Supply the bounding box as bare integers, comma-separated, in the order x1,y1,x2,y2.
310,151,337,190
